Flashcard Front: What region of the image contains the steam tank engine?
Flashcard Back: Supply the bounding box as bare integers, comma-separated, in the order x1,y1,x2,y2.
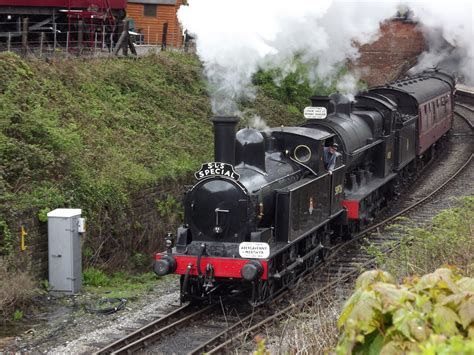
154,69,455,305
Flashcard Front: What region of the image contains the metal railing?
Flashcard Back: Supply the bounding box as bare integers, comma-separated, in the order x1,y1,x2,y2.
0,20,192,57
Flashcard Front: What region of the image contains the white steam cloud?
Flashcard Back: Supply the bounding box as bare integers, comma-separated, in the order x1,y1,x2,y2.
178,0,474,115
406,2,474,84
249,115,271,132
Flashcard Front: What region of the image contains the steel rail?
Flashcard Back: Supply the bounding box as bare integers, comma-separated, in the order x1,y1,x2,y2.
454,109,474,130
456,102,474,113
110,304,217,354
95,302,213,354
206,152,473,354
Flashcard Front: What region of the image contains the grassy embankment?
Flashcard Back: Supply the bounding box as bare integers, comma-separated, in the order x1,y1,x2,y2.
1,52,340,319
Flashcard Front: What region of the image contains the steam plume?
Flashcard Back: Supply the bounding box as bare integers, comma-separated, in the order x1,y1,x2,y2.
178,0,473,115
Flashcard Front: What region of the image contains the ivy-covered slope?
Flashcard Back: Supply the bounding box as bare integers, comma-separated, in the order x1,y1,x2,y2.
0,52,215,212
0,52,306,268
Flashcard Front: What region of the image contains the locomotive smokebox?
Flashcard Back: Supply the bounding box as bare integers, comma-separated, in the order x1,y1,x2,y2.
211,116,240,165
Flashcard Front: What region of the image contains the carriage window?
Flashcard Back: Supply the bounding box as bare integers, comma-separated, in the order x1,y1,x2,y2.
424,105,427,115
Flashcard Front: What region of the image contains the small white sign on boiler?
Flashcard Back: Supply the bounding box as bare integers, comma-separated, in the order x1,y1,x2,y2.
304,106,327,119
239,242,270,259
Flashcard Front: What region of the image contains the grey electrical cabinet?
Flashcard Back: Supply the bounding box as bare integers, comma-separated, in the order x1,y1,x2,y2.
47,209,82,294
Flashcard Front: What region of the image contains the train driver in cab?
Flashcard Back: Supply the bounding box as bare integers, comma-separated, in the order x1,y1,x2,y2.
323,143,340,175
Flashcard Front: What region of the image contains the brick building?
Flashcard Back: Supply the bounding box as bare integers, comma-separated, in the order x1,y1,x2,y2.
352,18,426,86
126,0,185,47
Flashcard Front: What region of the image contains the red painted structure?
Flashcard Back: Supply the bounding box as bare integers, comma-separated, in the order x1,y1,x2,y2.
0,1,126,9
0,0,127,51
155,253,269,280
341,200,359,220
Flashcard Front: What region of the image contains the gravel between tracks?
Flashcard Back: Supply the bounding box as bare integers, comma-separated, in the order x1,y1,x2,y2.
3,278,180,353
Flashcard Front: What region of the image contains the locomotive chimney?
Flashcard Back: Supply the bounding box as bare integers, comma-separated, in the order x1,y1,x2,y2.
211,116,239,165
310,95,334,115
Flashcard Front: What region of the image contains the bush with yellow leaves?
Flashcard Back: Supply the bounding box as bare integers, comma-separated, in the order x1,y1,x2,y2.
336,268,474,354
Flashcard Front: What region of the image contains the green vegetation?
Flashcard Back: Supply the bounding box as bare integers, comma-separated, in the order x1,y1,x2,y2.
1,50,343,323
82,268,172,300
336,268,474,354
335,198,474,354
253,60,346,110
0,218,13,255
252,199,473,354
366,196,473,279
12,309,24,321
83,267,111,287
1,51,333,269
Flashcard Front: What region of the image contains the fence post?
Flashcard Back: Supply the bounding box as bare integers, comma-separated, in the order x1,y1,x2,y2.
161,22,168,51
21,17,28,56
122,20,129,56
95,32,98,53
7,33,11,51
53,23,57,51
102,25,106,49
113,19,130,56
78,20,84,55
66,31,69,52
40,32,44,56
171,25,175,49
147,26,150,45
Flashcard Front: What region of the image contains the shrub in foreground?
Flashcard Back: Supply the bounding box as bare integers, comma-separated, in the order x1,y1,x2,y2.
336,268,474,354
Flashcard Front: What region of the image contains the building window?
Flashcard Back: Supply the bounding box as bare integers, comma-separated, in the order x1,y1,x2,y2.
144,4,157,17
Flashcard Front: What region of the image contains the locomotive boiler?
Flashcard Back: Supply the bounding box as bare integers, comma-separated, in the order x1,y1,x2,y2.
154,69,455,305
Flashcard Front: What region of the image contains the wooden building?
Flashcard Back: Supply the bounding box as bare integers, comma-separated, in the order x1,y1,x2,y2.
126,0,185,48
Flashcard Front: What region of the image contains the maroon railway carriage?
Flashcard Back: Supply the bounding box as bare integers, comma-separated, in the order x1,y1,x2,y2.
370,71,455,161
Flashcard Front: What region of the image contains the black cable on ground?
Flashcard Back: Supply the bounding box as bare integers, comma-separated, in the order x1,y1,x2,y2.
85,297,128,315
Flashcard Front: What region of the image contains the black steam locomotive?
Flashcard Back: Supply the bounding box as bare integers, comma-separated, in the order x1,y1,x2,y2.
154,69,455,304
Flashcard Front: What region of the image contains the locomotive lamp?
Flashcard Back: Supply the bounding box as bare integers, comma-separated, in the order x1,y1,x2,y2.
164,232,174,254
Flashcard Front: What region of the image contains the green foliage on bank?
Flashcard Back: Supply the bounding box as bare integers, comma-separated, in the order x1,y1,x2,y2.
82,267,171,300
0,51,320,266
252,60,365,116
336,268,474,354
0,52,212,213
366,196,474,279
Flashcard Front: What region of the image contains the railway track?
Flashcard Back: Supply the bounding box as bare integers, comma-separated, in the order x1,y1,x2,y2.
454,85,474,131
96,96,473,354
94,303,214,354
454,104,474,131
